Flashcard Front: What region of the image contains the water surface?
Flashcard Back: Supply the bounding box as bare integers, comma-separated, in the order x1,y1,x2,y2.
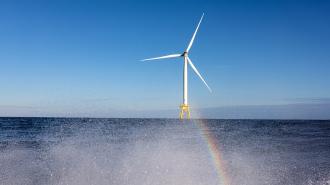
0,118,329,185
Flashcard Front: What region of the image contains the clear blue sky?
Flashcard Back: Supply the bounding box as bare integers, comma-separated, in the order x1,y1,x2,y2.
0,0,329,118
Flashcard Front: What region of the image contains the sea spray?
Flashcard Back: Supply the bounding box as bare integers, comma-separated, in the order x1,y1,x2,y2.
0,118,329,185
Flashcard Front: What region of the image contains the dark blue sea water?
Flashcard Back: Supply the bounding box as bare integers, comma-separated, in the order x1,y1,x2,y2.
0,118,329,185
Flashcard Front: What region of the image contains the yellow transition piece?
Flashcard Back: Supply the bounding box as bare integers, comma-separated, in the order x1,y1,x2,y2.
179,104,190,120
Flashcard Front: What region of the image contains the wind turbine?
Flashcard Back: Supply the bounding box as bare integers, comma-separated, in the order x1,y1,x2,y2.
141,13,211,119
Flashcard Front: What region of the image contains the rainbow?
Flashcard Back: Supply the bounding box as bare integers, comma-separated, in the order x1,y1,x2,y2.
192,119,230,185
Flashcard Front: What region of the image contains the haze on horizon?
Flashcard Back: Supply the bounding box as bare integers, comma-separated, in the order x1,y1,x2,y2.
0,0,329,119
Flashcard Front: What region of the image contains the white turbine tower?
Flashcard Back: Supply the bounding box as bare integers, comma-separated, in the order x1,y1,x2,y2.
142,13,211,119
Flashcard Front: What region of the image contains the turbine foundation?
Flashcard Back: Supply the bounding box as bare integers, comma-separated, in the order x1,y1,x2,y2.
179,104,190,120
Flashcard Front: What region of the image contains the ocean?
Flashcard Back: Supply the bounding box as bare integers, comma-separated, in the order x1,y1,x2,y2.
0,118,329,185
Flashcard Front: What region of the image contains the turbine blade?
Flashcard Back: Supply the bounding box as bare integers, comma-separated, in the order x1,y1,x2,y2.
186,13,204,53
187,57,212,92
141,54,181,61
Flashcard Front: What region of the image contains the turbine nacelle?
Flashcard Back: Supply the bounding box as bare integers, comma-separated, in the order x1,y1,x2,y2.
181,51,188,57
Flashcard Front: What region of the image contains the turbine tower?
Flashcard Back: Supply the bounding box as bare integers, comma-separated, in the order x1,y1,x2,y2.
142,13,212,119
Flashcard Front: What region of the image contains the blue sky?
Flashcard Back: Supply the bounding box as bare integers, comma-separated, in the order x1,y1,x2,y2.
0,0,329,118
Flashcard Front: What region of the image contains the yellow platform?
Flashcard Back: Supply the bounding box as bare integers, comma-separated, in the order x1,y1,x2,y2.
179,104,190,120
